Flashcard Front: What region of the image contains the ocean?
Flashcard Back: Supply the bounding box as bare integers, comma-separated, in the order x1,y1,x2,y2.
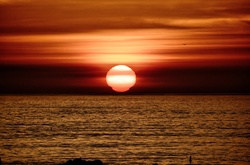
0,95,249,165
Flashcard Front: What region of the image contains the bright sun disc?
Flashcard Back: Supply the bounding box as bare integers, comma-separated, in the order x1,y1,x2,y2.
106,65,136,92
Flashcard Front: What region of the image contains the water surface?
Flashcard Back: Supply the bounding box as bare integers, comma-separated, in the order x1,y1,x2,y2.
0,95,249,164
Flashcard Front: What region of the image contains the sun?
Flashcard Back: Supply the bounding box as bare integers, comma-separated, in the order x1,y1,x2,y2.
106,65,136,92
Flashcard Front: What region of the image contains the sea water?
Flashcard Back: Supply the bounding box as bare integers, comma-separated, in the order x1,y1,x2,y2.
0,95,249,165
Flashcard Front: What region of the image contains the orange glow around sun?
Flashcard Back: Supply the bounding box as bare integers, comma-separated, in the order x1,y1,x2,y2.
106,65,136,92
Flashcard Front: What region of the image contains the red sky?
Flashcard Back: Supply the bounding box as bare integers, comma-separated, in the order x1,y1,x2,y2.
1,0,250,94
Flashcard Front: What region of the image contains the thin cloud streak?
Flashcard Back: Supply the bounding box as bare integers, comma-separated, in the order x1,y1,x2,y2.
1,29,249,66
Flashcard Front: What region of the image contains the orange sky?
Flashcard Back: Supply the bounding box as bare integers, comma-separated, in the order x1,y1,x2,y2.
0,0,250,94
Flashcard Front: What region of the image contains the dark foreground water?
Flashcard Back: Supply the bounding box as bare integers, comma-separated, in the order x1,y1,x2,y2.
0,95,249,165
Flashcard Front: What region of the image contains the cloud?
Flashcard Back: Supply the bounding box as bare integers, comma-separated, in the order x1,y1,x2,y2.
0,0,250,34
0,0,30,4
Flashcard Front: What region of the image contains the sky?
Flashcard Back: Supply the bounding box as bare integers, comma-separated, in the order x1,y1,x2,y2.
1,0,250,94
